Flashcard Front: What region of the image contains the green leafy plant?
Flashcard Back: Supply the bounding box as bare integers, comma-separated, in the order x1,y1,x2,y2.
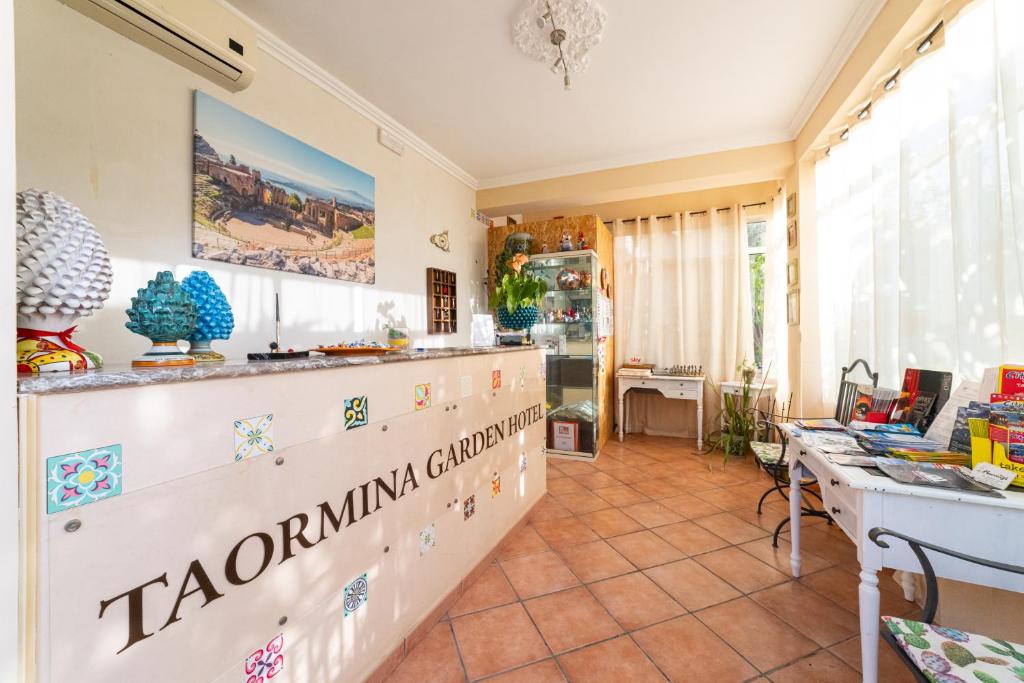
488,253,547,313
706,362,773,461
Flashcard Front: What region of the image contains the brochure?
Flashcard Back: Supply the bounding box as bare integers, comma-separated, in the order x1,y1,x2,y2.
875,459,1003,497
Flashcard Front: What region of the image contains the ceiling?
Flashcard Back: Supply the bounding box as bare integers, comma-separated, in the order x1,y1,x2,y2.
226,0,883,188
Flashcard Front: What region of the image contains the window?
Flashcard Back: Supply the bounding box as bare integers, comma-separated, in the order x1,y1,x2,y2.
745,218,766,368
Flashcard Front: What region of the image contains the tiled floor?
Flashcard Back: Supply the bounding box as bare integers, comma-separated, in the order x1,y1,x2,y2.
385,435,919,682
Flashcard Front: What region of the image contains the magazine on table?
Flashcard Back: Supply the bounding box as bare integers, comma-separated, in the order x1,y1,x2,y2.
874,459,1004,497
799,431,867,455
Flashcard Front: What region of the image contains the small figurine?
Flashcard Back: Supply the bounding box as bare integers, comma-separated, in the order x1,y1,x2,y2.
559,232,573,251
577,231,588,250
540,243,550,254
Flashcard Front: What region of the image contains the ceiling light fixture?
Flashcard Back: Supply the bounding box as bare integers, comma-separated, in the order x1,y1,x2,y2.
514,0,606,91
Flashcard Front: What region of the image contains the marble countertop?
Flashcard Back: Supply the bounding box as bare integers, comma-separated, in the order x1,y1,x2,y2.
17,346,539,396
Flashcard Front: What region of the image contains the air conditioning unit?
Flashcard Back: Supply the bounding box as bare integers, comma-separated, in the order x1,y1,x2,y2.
59,0,256,91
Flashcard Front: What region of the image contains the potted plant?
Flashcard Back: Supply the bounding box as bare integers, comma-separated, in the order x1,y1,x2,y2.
489,253,547,331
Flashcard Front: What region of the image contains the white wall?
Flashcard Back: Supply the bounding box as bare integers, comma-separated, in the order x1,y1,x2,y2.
14,0,486,367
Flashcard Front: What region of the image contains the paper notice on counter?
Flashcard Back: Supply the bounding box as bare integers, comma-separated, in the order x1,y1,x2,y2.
925,379,980,448
970,462,1017,490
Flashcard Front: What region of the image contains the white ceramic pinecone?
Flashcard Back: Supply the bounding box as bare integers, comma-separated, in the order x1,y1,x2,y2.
16,189,113,327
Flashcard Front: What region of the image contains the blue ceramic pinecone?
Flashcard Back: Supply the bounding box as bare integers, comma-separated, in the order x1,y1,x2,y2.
180,270,234,342
125,271,198,342
497,306,538,330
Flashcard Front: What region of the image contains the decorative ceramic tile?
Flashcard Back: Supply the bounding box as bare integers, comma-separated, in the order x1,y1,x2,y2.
343,573,368,617
491,476,501,497
519,453,528,472
491,370,502,389
46,445,123,514
460,375,473,398
234,414,274,461
244,633,284,682
344,396,368,430
414,383,431,410
519,366,526,390
419,523,436,556
463,494,476,520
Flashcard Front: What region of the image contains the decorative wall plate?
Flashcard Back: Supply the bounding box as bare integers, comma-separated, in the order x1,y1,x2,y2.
429,229,450,252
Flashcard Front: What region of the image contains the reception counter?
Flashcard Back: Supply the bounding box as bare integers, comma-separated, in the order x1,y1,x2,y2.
17,346,547,683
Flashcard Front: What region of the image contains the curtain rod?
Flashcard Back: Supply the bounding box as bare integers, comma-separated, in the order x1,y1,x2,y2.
603,202,767,225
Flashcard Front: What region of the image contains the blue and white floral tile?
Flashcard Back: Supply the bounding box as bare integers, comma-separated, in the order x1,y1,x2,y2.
344,396,368,430
419,523,436,556
234,414,274,461
46,444,123,514
343,573,368,617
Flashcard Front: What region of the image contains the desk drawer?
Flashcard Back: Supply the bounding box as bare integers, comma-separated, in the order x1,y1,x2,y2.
820,483,857,539
632,379,700,399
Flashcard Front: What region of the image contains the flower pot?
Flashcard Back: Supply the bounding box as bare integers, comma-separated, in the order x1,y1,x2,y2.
496,306,538,331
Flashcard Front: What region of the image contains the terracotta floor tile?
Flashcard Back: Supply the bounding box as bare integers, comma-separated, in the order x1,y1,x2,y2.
644,559,741,611
449,563,518,617
619,501,685,528
693,512,769,544
642,463,678,478
652,522,730,556
829,635,918,682
531,495,574,521
577,508,645,538
696,597,818,672
633,615,757,682
500,550,581,599
557,635,666,683
658,493,724,519
594,484,652,507
692,486,757,510
780,525,858,566
524,587,623,653
767,651,860,683
736,537,832,577
589,571,686,630
557,540,635,583
800,567,917,617
531,517,600,549
666,474,720,493
556,491,612,514
386,622,463,683
591,456,631,472
451,603,550,679
609,466,652,484
547,477,588,496
558,462,600,476
694,547,789,593
749,581,859,646
574,472,624,490
497,525,551,561
630,478,683,499
486,659,566,683
546,464,567,480
606,530,685,569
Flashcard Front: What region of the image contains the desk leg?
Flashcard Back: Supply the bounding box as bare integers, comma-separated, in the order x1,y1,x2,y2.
788,459,802,578
617,390,624,442
696,393,703,450
859,568,882,683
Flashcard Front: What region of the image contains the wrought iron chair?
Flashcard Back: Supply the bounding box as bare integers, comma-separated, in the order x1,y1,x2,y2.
752,359,879,547
869,527,1024,682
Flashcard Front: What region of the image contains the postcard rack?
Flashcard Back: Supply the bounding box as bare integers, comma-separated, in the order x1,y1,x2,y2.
427,267,457,334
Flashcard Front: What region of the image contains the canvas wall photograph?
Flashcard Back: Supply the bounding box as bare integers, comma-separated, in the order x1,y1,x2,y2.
192,91,376,283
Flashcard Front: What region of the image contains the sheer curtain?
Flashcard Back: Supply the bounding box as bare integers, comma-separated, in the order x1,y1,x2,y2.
815,0,1024,403
614,208,754,436
763,193,789,401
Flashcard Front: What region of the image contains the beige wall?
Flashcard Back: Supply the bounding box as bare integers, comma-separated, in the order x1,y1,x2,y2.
15,0,484,367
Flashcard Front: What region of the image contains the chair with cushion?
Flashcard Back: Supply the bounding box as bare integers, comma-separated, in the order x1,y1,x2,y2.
869,527,1024,683
753,358,879,546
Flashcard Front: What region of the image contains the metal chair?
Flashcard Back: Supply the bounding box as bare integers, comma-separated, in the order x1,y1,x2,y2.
753,358,879,547
869,527,1024,682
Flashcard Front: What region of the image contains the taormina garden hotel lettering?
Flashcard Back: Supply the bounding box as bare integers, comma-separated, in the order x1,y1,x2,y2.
8,1,1024,682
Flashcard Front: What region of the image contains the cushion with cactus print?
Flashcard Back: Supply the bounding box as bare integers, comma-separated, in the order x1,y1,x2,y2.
882,616,1024,682
751,441,784,465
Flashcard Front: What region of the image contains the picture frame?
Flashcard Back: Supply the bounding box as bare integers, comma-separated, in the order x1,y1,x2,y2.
787,219,798,248
786,192,797,219
787,258,800,289
787,289,800,326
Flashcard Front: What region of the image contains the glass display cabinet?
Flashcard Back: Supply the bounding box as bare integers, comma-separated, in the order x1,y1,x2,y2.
527,250,611,459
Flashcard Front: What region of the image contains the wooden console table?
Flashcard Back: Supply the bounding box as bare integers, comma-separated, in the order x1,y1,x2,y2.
616,374,704,448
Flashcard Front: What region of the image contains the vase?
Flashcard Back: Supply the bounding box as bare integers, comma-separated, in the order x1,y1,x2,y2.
181,270,234,363
15,189,113,373
496,306,538,331
504,232,533,255
125,271,198,368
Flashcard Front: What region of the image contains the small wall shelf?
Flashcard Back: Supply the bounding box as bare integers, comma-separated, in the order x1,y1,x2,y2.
427,267,457,334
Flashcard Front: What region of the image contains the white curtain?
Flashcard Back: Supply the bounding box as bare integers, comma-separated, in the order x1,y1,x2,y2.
614,208,754,436
815,0,1024,403
763,192,790,403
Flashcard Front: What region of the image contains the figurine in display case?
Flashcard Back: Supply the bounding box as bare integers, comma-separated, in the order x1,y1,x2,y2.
559,232,573,251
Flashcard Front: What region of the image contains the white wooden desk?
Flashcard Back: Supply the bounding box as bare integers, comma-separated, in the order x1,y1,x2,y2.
616,374,704,448
720,380,776,428
786,427,1024,683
